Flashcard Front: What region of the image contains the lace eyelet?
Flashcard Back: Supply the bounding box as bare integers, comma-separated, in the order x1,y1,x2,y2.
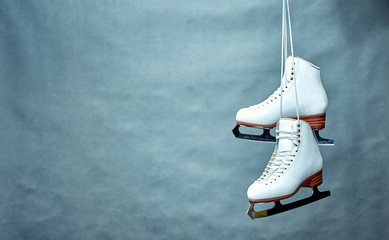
298,134,300,137
291,72,294,75
297,124,300,127
291,77,294,80
298,140,301,143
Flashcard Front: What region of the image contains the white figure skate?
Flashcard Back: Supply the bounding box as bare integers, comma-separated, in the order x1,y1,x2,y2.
232,0,334,146
246,118,330,219
233,56,334,145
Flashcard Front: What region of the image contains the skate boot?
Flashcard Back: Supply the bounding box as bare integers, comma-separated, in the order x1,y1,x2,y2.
232,56,334,145
246,118,330,219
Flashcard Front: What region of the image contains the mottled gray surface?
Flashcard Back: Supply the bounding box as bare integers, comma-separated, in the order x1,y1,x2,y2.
1,0,388,239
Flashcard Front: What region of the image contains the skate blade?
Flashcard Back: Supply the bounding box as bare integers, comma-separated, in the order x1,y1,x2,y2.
314,130,335,146
233,125,335,146
246,187,331,219
232,125,275,143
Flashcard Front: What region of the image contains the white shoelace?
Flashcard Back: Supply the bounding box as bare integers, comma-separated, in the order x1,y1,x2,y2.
248,77,294,110
280,0,299,120
256,130,300,184
248,88,282,110
249,0,299,113
255,0,303,186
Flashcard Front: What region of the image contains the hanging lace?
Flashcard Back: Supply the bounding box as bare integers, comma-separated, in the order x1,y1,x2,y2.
256,0,302,184
280,0,299,120
251,0,300,114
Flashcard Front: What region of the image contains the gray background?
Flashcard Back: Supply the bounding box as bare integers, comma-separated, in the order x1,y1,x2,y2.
1,0,388,239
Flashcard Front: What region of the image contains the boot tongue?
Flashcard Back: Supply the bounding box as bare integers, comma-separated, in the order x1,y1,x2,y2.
285,56,295,67
277,118,296,151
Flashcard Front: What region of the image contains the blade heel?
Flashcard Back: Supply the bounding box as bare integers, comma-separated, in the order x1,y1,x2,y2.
300,113,326,130
302,170,323,188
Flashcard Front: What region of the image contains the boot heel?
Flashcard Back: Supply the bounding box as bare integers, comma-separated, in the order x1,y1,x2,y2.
303,170,323,188
300,113,326,130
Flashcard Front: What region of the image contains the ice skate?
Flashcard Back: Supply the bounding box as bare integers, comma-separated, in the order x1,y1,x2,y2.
233,56,334,145
246,118,330,219
232,0,334,146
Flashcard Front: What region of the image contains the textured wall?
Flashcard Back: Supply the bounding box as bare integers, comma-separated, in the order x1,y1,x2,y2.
1,0,388,239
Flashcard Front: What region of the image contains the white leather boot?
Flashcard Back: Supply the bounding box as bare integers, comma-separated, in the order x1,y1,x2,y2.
236,56,328,130
247,118,323,202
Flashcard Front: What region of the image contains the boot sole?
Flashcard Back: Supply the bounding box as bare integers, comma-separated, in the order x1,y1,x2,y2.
248,170,323,203
237,113,326,130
